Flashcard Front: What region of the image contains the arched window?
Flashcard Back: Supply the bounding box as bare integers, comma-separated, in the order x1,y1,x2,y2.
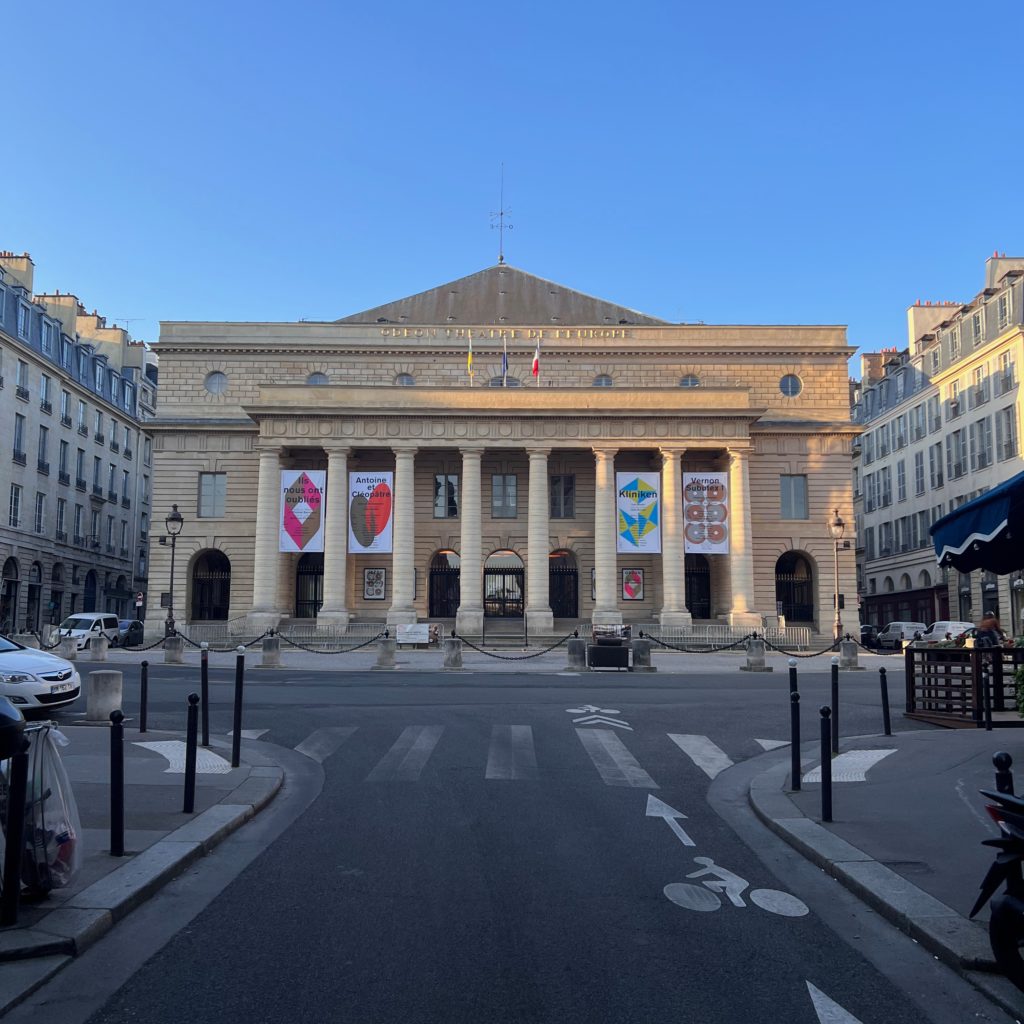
394,373,415,386
899,573,913,591
483,550,524,617
190,550,231,621
775,552,814,622
679,375,701,389
306,372,329,385
917,570,932,588
593,374,613,387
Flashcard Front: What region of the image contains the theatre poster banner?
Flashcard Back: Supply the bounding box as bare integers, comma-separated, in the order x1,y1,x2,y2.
683,472,730,554
616,473,661,554
348,472,394,554
279,470,326,553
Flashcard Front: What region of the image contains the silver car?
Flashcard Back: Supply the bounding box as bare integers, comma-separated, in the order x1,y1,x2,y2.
0,634,81,711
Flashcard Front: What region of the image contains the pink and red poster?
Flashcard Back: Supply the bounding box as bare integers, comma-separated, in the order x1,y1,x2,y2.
279,470,326,553
348,472,393,554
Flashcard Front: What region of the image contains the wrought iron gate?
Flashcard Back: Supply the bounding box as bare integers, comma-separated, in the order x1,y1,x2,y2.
429,563,460,617
685,555,711,619
295,553,324,619
549,553,578,618
484,569,524,618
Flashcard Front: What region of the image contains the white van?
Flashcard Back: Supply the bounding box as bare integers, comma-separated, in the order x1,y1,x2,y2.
57,613,121,650
918,621,974,644
876,621,928,649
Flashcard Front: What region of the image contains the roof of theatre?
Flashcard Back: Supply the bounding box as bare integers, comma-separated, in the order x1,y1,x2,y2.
334,264,670,327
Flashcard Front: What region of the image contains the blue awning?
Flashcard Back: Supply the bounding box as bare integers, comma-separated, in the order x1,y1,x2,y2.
930,469,1024,574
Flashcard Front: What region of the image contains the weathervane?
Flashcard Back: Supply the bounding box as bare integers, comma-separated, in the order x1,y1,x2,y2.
490,163,513,265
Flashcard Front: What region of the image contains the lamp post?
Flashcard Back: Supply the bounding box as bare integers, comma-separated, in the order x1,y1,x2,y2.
828,508,846,642
164,504,184,637
1013,575,1024,639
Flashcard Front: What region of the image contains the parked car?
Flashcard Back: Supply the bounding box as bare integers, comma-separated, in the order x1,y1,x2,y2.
917,620,975,644
56,613,121,651
876,621,928,649
117,619,145,648
859,624,879,648
0,634,81,711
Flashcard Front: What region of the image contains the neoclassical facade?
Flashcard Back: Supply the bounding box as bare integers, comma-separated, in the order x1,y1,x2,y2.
147,265,858,638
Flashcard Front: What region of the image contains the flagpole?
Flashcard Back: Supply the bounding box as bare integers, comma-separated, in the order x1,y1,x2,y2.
502,336,508,388
467,329,474,387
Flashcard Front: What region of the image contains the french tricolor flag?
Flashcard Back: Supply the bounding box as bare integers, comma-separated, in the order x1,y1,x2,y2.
532,339,541,380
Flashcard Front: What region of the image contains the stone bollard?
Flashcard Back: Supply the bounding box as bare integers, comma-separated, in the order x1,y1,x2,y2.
740,637,773,672
260,635,282,669
57,638,77,661
567,637,588,671
443,637,463,670
839,639,863,671
631,639,656,672
87,670,123,723
42,624,58,647
373,637,396,670
164,635,184,665
12,633,40,649
90,635,109,661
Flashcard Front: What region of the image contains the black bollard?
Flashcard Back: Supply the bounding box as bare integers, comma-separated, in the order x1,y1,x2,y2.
994,751,1015,795
790,691,801,791
788,659,798,696
139,659,149,734
231,646,245,768
820,706,833,822
183,693,200,813
110,710,125,856
0,736,31,926
830,658,840,755
200,643,210,748
879,666,892,736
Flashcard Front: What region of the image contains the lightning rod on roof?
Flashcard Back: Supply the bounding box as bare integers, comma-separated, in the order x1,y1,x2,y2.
490,163,513,265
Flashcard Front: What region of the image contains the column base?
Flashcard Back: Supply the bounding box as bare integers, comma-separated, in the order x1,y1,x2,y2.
247,611,283,633
386,607,418,626
455,606,483,636
728,611,763,630
591,608,623,626
525,608,554,635
658,610,693,628
315,609,351,630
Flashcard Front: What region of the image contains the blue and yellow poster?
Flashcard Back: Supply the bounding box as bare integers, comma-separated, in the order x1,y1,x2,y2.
616,473,661,553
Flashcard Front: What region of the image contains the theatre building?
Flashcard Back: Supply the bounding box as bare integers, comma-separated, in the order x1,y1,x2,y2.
147,265,858,640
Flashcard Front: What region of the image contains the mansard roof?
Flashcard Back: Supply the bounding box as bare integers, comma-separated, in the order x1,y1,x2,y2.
334,264,670,327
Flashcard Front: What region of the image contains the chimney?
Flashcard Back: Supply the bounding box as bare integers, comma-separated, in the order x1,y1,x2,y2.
0,251,34,292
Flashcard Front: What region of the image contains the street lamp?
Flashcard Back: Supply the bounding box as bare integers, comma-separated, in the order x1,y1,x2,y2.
164,504,184,637
828,508,846,642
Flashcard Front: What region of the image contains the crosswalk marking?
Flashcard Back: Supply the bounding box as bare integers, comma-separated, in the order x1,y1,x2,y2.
133,740,233,774
576,729,659,788
668,734,734,779
366,725,445,782
486,725,539,780
295,726,357,764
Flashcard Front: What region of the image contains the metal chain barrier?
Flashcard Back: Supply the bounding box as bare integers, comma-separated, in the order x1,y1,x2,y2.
762,636,842,659
845,634,905,657
176,631,270,652
276,629,388,655
454,631,575,661
134,635,172,652
638,630,756,654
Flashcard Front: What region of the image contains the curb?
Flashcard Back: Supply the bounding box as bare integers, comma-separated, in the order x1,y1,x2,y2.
0,761,283,1015
748,756,1024,1019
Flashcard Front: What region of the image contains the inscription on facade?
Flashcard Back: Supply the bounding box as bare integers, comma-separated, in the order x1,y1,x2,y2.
378,327,631,340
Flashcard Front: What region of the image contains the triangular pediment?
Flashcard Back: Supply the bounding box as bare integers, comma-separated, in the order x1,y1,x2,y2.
334,264,670,327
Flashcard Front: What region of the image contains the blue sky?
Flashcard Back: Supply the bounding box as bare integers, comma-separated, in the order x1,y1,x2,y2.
5,1,1022,363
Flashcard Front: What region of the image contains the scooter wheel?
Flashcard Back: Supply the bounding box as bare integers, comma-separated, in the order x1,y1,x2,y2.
989,897,1024,992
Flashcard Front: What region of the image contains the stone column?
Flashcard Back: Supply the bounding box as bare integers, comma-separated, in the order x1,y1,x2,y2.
388,447,418,625
526,448,554,634
727,447,761,628
592,448,622,625
455,448,484,635
659,448,692,627
317,447,350,628
249,446,283,632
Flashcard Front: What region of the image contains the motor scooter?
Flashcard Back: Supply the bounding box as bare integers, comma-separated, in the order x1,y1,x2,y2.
970,765,1024,992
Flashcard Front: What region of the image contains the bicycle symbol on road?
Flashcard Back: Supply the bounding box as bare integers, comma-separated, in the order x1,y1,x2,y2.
664,857,809,917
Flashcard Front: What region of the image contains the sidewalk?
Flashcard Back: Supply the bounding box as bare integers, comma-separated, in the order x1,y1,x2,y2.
0,723,283,1014
749,727,1024,1016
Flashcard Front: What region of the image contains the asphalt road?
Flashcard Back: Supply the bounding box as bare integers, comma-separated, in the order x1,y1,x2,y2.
22,665,1012,1023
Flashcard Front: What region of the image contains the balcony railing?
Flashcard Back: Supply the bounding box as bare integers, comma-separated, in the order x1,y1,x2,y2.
12,449,26,466
60,414,72,428
15,385,29,402
77,424,88,437
106,543,115,554
124,448,133,460
40,400,52,415
37,459,49,475
58,471,70,486
90,538,100,550
121,496,131,509
108,489,118,503
56,530,67,543
92,484,104,498
96,433,105,446
1001,442,1018,461
110,439,119,453
73,534,84,546
75,476,87,491
119,546,129,558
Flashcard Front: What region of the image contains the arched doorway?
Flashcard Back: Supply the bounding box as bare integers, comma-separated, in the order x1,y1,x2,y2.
775,552,814,622
83,569,97,612
50,563,64,625
191,550,231,621
295,553,324,618
1,558,18,634
484,550,524,618
685,554,711,619
429,551,460,617
25,562,43,633
549,550,578,618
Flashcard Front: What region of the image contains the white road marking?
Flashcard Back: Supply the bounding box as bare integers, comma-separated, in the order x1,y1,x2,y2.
294,726,357,764
755,738,789,751
133,740,233,774
576,729,658,788
366,725,444,782
645,794,695,846
807,981,866,1023
668,734,735,779
566,705,620,715
802,749,896,784
572,714,632,730
227,728,269,740
486,725,538,780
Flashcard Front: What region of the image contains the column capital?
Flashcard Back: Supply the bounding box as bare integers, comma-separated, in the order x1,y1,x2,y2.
392,446,418,458
323,446,351,458
527,447,551,459
459,446,485,459
659,447,685,462
255,444,283,457
727,446,754,464
592,447,619,460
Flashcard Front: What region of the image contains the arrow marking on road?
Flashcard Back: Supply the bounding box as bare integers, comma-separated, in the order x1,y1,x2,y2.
755,738,790,751
645,794,695,846
133,741,233,774
572,715,632,730
566,705,620,715
802,749,896,784
806,982,866,1023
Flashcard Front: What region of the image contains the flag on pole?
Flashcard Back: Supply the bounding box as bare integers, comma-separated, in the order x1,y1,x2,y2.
532,338,541,382
501,337,508,387
467,331,473,384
